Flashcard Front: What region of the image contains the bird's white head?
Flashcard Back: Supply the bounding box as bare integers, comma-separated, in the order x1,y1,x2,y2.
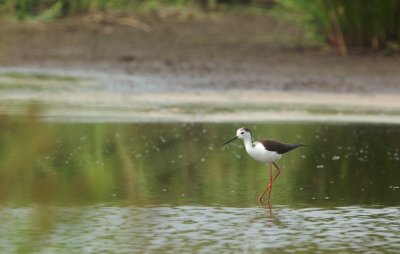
223,127,252,146
236,127,252,140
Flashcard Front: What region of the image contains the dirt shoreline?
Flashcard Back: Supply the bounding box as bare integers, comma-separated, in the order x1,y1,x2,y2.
1,14,400,123
2,83,400,123
1,14,400,94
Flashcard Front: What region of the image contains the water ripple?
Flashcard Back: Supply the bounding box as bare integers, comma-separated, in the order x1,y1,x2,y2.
0,205,399,253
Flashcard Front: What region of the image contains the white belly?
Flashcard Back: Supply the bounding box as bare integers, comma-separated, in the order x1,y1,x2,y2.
246,143,281,163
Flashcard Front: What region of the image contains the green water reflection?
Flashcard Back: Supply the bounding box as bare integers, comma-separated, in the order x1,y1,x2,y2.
1,116,399,207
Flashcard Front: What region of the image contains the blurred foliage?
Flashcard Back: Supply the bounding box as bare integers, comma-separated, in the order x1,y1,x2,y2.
0,0,274,20
0,0,399,50
272,0,400,53
327,0,400,51
0,0,298,20
0,114,400,207
0,0,136,20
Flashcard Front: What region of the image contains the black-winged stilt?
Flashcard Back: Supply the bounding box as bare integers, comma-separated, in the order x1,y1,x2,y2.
223,127,304,210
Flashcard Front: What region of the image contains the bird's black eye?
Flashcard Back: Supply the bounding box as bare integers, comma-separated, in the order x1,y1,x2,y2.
241,132,244,134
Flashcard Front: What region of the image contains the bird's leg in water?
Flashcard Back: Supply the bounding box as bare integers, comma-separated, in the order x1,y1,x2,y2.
267,163,274,214
268,162,281,202
267,199,272,215
267,162,274,201
265,163,281,215
258,163,273,206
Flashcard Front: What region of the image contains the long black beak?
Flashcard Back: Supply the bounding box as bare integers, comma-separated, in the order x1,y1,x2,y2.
223,136,238,146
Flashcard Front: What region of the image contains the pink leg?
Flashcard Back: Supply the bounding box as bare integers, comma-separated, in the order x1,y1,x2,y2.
272,162,282,184
267,162,282,201
266,163,282,215
258,163,272,206
267,199,272,215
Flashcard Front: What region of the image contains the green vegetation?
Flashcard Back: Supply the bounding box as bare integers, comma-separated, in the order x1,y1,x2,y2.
274,0,400,53
0,0,195,20
0,0,273,18
0,0,399,51
325,0,400,51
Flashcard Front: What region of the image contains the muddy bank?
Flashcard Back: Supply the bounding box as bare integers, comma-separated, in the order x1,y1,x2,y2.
1,14,400,94
1,70,400,123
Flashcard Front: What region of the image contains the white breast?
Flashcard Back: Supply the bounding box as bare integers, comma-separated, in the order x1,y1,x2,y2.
246,142,281,163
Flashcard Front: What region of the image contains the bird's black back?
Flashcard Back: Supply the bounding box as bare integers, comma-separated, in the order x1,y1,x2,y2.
259,139,305,154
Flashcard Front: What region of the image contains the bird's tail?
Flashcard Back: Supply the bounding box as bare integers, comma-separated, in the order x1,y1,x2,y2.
293,144,306,149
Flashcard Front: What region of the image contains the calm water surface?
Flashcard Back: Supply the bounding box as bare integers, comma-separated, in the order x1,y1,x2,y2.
0,118,399,253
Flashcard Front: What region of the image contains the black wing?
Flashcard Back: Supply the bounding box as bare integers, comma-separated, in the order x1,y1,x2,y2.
259,139,304,154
